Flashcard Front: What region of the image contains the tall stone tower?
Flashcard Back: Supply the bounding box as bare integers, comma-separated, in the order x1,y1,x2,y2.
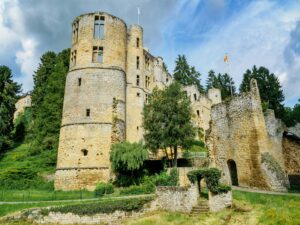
54,12,127,190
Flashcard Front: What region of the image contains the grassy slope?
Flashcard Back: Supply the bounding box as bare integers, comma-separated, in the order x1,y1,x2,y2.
0,143,56,190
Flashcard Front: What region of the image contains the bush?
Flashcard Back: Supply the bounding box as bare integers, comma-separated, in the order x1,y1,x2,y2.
120,183,155,195
149,168,179,186
94,182,114,197
187,168,231,193
47,197,153,215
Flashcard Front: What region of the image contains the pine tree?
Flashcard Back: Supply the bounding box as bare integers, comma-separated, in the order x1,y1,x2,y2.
0,66,21,151
240,66,285,118
173,55,204,93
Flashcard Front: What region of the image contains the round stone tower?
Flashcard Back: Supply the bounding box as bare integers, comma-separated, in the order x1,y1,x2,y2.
54,12,126,190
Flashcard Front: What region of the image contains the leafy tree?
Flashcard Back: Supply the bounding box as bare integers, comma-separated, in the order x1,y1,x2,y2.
206,70,236,100
110,141,148,186
282,100,300,127
143,82,195,167
173,55,204,93
240,66,285,118
31,49,70,153
0,66,21,151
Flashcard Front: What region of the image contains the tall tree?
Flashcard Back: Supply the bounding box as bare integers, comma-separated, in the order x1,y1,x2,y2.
143,82,195,167
282,100,300,127
31,49,70,153
240,66,285,118
173,55,204,93
206,70,236,100
0,66,21,151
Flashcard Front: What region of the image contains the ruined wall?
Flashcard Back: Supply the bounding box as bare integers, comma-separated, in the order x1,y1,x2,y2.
208,79,288,191
14,94,31,120
282,135,300,175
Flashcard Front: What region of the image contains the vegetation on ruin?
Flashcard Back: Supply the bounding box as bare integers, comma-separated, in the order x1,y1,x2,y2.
205,70,236,100
143,82,195,167
187,168,231,193
0,65,21,152
283,99,300,126
173,55,204,93
94,182,114,197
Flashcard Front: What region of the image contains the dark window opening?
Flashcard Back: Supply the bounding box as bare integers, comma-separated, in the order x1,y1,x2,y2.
78,78,81,86
136,56,140,69
137,92,140,97
197,110,200,117
81,149,88,156
94,16,105,39
72,21,79,43
166,78,169,83
86,109,90,117
194,93,197,101
93,46,103,63
145,94,149,103
136,75,140,86
71,50,77,66
136,38,139,48
137,126,139,130
145,76,150,89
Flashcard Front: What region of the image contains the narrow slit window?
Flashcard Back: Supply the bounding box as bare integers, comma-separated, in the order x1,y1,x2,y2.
71,50,77,67
86,109,90,117
72,21,79,43
145,76,150,89
137,92,140,97
194,94,197,101
136,38,139,48
92,46,103,63
136,75,140,86
81,149,88,156
136,56,140,69
94,16,105,39
197,110,200,117
78,78,81,86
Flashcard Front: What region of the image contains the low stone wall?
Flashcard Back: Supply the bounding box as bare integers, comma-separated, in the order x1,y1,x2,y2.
208,191,232,212
151,185,199,213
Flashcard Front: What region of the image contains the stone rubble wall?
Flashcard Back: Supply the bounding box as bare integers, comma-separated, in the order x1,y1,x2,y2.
282,135,300,175
150,185,199,213
208,191,232,212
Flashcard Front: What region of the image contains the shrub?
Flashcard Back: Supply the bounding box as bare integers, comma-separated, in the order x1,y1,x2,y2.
94,182,114,197
47,197,153,215
152,168,179,186
120,183,155,195
187,168,231,193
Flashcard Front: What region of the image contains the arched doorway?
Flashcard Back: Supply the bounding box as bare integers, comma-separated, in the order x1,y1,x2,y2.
227,159,238,186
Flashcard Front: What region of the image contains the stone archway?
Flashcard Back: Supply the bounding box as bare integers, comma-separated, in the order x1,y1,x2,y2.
227,159,238,186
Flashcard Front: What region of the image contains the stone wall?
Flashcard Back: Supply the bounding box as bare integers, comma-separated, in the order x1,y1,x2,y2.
14,94,31,120
208,191,232,212
151,185,199,213
282,135,300,175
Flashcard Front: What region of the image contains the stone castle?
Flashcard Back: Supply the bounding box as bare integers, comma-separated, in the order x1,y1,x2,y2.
53,12,300,191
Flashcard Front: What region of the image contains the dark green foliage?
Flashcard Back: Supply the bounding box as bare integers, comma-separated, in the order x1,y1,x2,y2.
94,182,114,197
47,197,153,215
12,108,33,142
110,141,148,186
153,168,179,186
239,66,285,119
206,70,236,100
31,49,70,154
0,65,21,152
282,100,300,127
143,82,195,167
173,55,204,93
119,183,155,195
187,168,231,193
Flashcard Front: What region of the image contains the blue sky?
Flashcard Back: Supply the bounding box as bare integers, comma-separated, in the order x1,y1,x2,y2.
1,0,300,106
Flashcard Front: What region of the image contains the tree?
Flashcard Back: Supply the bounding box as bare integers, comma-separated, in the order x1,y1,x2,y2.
0,66,21,151
173,55,204,93
31,49,70,153
282,99,300,127
110,141,148,186
206,70,236,100
143,82,195,167
240,66,285,118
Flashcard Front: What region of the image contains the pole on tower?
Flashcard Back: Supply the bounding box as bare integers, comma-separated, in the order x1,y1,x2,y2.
137,7,140,25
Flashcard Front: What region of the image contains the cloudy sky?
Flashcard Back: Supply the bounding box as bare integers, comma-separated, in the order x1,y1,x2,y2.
1,0,300,106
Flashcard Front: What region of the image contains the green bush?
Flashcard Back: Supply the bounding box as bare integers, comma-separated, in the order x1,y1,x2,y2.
120,183,155,195
151,168,179,186
94,182,114,197
47,197,153,215
187,168,231,193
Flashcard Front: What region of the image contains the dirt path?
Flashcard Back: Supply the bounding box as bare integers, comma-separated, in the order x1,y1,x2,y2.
0,193,155,205
232,186,300,196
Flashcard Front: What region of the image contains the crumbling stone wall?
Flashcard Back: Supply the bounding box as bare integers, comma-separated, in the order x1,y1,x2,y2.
207,79,288,191
282,135,300,175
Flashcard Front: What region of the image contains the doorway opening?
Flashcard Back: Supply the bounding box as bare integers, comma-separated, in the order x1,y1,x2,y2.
227,159,238,186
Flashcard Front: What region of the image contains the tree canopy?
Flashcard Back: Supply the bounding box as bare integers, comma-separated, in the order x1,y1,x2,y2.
282,100,300,127
206,70,236,100
173,55,204,93
0,66,21,151
31,49,70,153
239,66,285,118
143,82,195,167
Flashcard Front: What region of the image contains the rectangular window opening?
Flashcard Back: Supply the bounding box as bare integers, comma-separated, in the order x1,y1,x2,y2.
78,78,82,86
94,16,105,39
194,93,197,101
137,92,140,97
86,109,90,117
92,46,103,63
136,56,140,69
136,75,140,86
197,110,200,117
145,76,150,89
136,38,139,48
